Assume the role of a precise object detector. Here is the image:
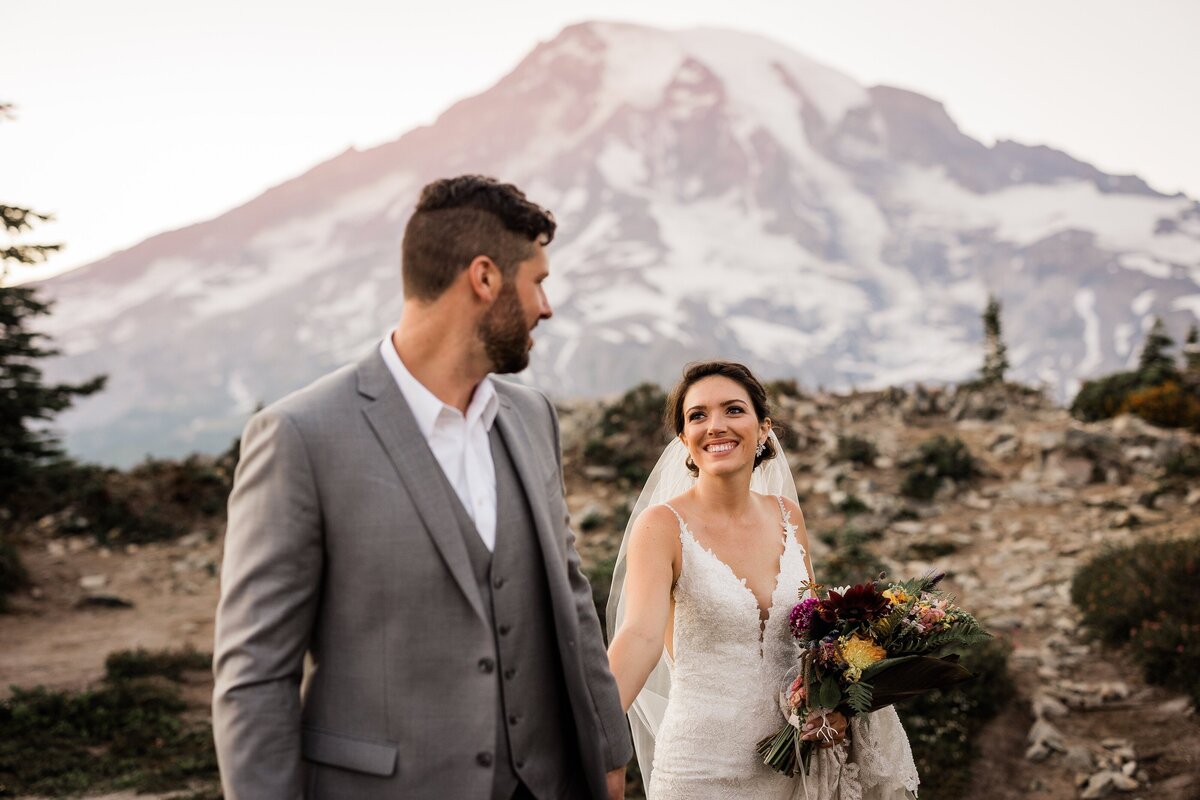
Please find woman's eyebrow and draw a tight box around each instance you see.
[685,399,746,413]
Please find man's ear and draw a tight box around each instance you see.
[466,255,502,302]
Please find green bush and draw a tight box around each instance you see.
[1071,370,1147,422]
[104,647,212,683]
[1129,613,1200,703]
[585,383,670,486]
[0,532,28,612]
[817,526,887,587]
[1071,537,1200,702]
[1122,380,1200,430]
[835,494,869,516]
[1071,537,1200,646]
[6,452,236,546]
[764,378,803,402]
[578,508,605,532]
[584,555,618,640]
[898,637,1014,800]
[1163,444,1200,479]
[0,647,218,797]
[833,435,878,466]
[900,436,979,501]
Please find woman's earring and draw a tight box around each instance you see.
[686,455,697,473]
[755,440,766,458]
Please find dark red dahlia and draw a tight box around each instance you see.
[816,582,890,627]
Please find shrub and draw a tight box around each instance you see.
[1163,444,1200,479]
[898,637,1014,800]
[6,453,236,546]
[1070,370,1145,422]
[900,436,979,500]
[764,378,803,403]
[1071,537,1200,702]
[0,648,218,797]
[1129,613,1200,704]
[835,494,870,517]
[578,508,605,532]
[1120,381,1200,430]
[104,647,212,683]
[1071,537,1200,647]
[585,383,671,485]
[833,435,878,466]
[584,555,618,640]
[817,526,887,587]
[0,531,28,612]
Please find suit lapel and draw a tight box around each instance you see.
[493,396,569,593]
[357,350,487,623]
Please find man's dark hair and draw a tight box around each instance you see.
[401,175,556,301]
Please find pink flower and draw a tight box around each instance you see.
[788,675,807,709]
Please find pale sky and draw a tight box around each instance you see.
[3,0,1197,284]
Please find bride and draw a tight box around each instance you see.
[606,361,919,799]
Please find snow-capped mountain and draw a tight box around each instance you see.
[39,21,1200,464]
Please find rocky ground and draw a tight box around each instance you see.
[2,384,1197,798]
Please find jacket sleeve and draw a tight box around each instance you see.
[212,409,324,800]
[543,393,635,772]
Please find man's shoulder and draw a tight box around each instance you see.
[258,360,362,429]
[491,377,552,418]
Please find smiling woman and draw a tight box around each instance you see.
[664,361,778,477]
[605,358,919,798]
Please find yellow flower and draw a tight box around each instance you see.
[882,587,912,606]
[841,634,886,681]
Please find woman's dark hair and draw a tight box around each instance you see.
[401,175,556,301]
[665,361,777,475]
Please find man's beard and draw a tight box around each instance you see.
[477,282,531,374]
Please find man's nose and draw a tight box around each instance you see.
[539,289,553,320]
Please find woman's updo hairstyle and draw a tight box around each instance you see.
[664,360,777,477]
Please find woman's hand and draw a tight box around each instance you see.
[800,709,848,749]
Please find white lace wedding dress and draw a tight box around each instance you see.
[648,498,919,800]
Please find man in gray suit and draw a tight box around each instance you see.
[213,175,632,799]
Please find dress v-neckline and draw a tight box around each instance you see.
[676,515,791,626]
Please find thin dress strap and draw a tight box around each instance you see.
[775,495,793,532]
[661,502,686,529]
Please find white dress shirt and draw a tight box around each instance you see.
[380,337,500,551]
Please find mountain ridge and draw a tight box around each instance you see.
[35,20,1200,464]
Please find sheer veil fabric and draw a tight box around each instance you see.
[605,430,800,789]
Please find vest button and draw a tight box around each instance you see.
[508,713,521,725]
[504,667,517,680]
[493,576,505,589]
[476,752,493,767]
[478,657,495,673]
[499,624,511,636]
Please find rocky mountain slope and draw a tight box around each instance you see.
[3,386,1196,798]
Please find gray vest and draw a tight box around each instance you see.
[443,425,583,800]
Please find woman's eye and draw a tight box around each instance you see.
[688,412,704,421]
[728,406,744,414]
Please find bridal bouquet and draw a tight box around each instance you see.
[756,572,989,775]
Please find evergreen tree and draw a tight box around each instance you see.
[1184,323,1200,374]
[1,103,106,510]
[980,294,1009,386]
[1136,315,1177,385]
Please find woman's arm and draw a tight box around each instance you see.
[607,504,679,712]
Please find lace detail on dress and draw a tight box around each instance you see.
[648,497,919,800]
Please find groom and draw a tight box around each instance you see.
[212,175,632,799]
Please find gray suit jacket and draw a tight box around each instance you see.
[212,349,632,799]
